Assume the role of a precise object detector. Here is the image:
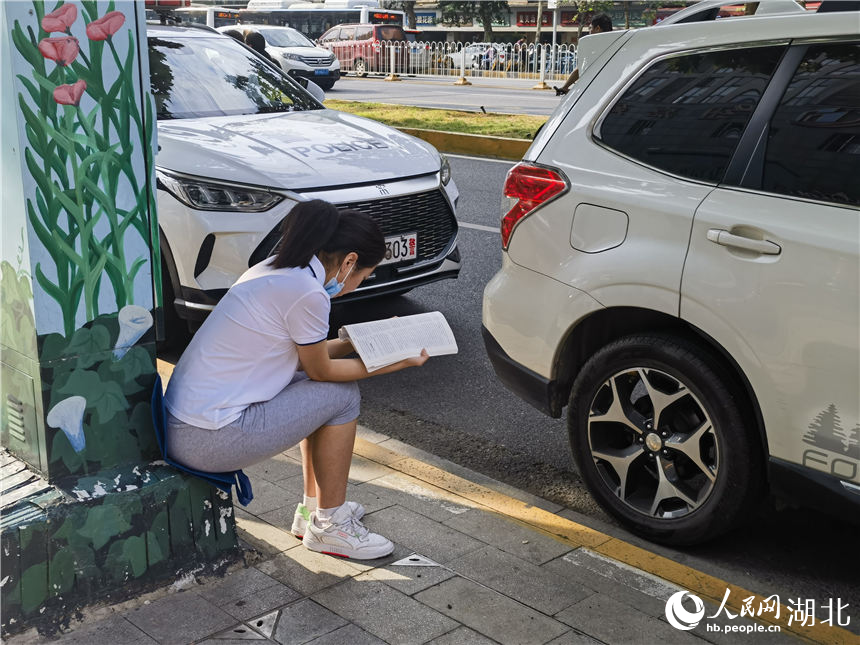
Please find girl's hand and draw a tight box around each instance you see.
[404,348,430,368]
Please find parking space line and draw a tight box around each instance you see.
[459,221,499,233]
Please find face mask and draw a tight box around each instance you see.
[324,263,354,298]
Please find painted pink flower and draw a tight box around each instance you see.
[85,11,125,41]
[41,4,78,33]
[38,36,79,66]
[53,80,87,106]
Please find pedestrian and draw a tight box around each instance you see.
[222,28,244,44]
[244,29,274,63]
[164,200,430,560]
[553,13,613,96]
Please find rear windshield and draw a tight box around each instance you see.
[148,35,320,120]
[376,26,404,41]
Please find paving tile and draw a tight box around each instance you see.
[125,590,236,644]
[205,623,266,640]
[54,615,157,644]
[356,425,390,444]
[683,600,802,645]
[358,544,455,595]
[360,473,471,522]
[256,547,362,596]
[415,577,569,645]
[341,482,399,516]
[305,623,386,645]
[444,509,572,565]
[361,505,485,564]
[243,479,296,516]
[555,593,705,644]
[221,580,302,622]
[235,507,302,556]
[244,454,303,484]
[427,626,500,644]
[447,546,592,615]
[348,454,395,484]
[272,599,347,645]
[544,630,603,644]
[542,551,668,617]
[198,567,282,607]
[312,577,457,645]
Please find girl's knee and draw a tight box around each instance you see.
[339,380,361,418]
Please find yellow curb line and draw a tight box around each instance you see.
[354,437,856,645]
[396,127,530,161]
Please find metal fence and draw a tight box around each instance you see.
[333,41,577,83]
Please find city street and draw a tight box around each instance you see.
[325,155,859,626]
[325,75,561,116]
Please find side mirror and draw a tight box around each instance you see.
[295,77,326,103]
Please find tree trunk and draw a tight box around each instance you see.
[479,3,495,41]
[535,1,543,44]
[624,3,630,28]
[405,1,417,29]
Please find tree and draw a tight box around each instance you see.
[383,1,417,29]
[804,403,848,455]
[555,1,613,40]
[438,1,510,42]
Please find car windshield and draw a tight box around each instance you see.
[256,27,315,48]
[377,26,404,41]
[148,34,320,120]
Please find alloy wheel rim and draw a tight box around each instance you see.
[587,367,719,520]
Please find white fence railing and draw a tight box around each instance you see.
[328,41,577,82]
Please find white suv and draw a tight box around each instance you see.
[482,5,859,545]
[148,25,460,343]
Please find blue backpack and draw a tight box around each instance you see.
[151,375,253,506]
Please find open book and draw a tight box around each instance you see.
[338,311,458,372]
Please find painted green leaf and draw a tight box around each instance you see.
[50,428,84,473]
[77,505,131,551]
[48,548,76,596]
[103,345,152,387]
[20,562,47,614]
[55,367,130,425]
[146,509,169,567]
[65,325,112,358]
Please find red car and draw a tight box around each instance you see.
[318,23,408,76]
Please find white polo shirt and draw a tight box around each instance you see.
[165,255,330,429]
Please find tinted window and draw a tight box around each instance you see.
[148,35,319,119]
[598,46,784,182]
[319,28,340,43]
[258,27,314,48]
[377,26,404,41]
[762,43,859,207]
[340,26,356,41]
[354,26,372,41]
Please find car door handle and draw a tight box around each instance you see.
[706,229,782,255]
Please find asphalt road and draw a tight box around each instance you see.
[324,75,560,116]
[327,155,860,628]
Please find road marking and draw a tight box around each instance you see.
[352,436,856,645]
[447,153,517,165]
[459,221,499,234]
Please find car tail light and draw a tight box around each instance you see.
[144,0,190,7]
[501,163,568,249]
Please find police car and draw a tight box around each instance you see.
[148,24,460,342]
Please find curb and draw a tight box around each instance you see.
[352,432,855,645]
[397,127,530,161]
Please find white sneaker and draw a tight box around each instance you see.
[290,501,365,539]
[302,504,393,560]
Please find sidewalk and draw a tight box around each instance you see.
[6,428,823,645]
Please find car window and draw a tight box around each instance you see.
[597,46,785,182]
[340,26,356,41]
[377,26,404,41]
[319,28,340,43]
[762,42,859,207]
[148,35,320,119]
[354,26,372,41]
[257,27,315,48]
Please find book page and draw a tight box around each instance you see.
[339,312,458,371]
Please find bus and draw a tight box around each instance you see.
[174,6,240,28]
[239,0,404,40]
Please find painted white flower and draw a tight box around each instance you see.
[46,396,87,452]
[113,305,153,359]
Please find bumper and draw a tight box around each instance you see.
[482,326,558,417]
[287,68,340,83]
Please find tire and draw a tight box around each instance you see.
[567,334,764,546]
[316,80,335,91]
[353,58,367,77]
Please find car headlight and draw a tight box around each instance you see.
[284,53,301,61]
[440,154,452,185]
[156,170,283,212]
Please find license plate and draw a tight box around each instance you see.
[314,69,330,76]
[380,233,417,265]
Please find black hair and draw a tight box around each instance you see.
[223,29,244,42]
[271,199,385,270]
[590,13,613,32]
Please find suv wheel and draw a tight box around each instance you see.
[353,58,368,77]
[567,335,764,545]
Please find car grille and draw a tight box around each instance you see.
[300,55,334,66]
[249,189,458,281]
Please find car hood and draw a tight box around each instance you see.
[156,109,440,190]
[270,45,333,58]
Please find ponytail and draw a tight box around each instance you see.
[271,199,385,270]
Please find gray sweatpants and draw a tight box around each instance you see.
[167,373,361,472]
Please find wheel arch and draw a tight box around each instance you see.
[553,306,769,469]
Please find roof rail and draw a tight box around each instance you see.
[657,0,805,26]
